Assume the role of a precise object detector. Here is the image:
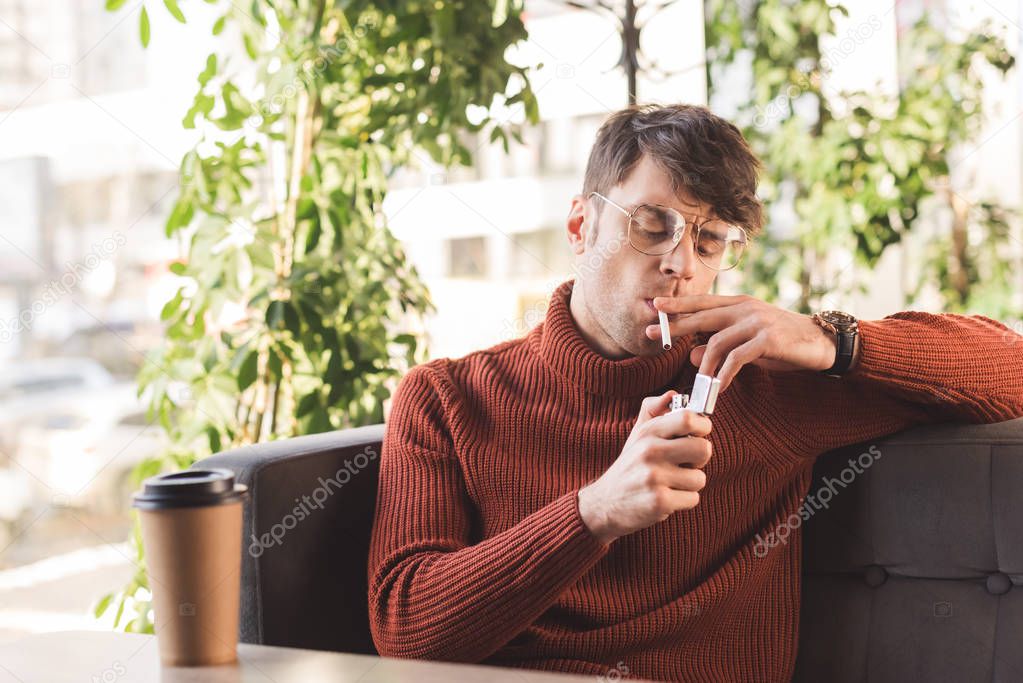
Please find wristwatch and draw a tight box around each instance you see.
[811,310,859,377]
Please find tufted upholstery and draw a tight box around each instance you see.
[794,417,1023,682]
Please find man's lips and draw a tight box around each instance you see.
[643,298,692,324]
[644,298,674,323]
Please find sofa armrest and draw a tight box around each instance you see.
[194,424,385,654]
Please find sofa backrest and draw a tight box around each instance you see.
[795,417,1023,682]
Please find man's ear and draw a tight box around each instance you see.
[566,194,590,255]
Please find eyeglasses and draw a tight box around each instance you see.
[589,192,749,271]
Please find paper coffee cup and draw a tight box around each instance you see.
[134,469,248,667]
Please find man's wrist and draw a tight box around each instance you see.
[577,486,616,545]
[812,311,859,375]
[820,328,840,371]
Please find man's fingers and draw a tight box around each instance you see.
[656,488,702,512]
[661,464,708,491]
[698,322,757,377]
[637,390,678,425]
[647,307,735,340]
[648,409,713,438]
[656,435,713,469]
[717,335,767,392]
[652,294,750,314]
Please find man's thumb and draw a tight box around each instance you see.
[637,389,677,425]
[689,344,707,367]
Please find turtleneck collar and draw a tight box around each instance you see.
[529,279,696,397]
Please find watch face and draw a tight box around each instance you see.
[820,310,858,331]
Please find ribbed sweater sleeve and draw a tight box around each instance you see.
[366,364,611,662]
[766,311,1023,457]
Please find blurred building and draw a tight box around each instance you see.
[0,0,220,362]
[384,0,1023,361]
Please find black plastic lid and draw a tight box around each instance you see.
[133,468,248,510]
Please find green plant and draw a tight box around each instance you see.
[95,0,539,632]
[704,1,1017,315]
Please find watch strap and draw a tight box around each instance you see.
[824,327,857,376]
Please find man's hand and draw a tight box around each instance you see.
[645,294,851,392]
[578,390,713,545]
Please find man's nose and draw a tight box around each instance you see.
[659,234,699,279]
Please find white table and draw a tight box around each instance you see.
[0,631,601,682]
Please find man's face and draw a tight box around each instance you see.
[566,155,721,359]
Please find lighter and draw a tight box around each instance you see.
[670,373,721,416]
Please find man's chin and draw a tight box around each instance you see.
[631,336,667,358]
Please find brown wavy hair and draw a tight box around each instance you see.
[582,104,763,237]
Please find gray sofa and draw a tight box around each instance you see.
[198,417,1023,682]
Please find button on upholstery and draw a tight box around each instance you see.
[864,565,887,588]
[986,573,1012,595]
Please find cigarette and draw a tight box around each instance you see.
[658,310,671,350]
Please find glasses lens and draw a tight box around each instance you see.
[696,224,747,270]
[629,205,684,254]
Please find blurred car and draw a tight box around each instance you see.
[15,390,167,513]
[0,357,116,452]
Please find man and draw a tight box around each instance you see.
[366,104,1023,682]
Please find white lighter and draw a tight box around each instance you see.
[670,373,722,416]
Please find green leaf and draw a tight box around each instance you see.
[105,0,128,10]
[296,392,319,418]
[306,406,332,433]
[139,7,151,47]
[198,54,217,86]
[282,302,301,337]
[266,301,285,330]
[168,262,187,276]
[163,0,186,23]
[182,93,215,129]
[212,15,227,35]
[242,32,258,60]
[93,592,114,618]
[112,593,127,628]
[160,289,185,321]
[165,197,194,236]
[206,426,222,453]
[237,350,258,390]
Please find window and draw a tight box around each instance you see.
[447,236,488,278]
[508,227,570,278]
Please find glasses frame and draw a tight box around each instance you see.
[588,191,749,271]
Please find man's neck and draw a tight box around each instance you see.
[568,286,632,360]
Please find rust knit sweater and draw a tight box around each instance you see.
[367,279,1023,682]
